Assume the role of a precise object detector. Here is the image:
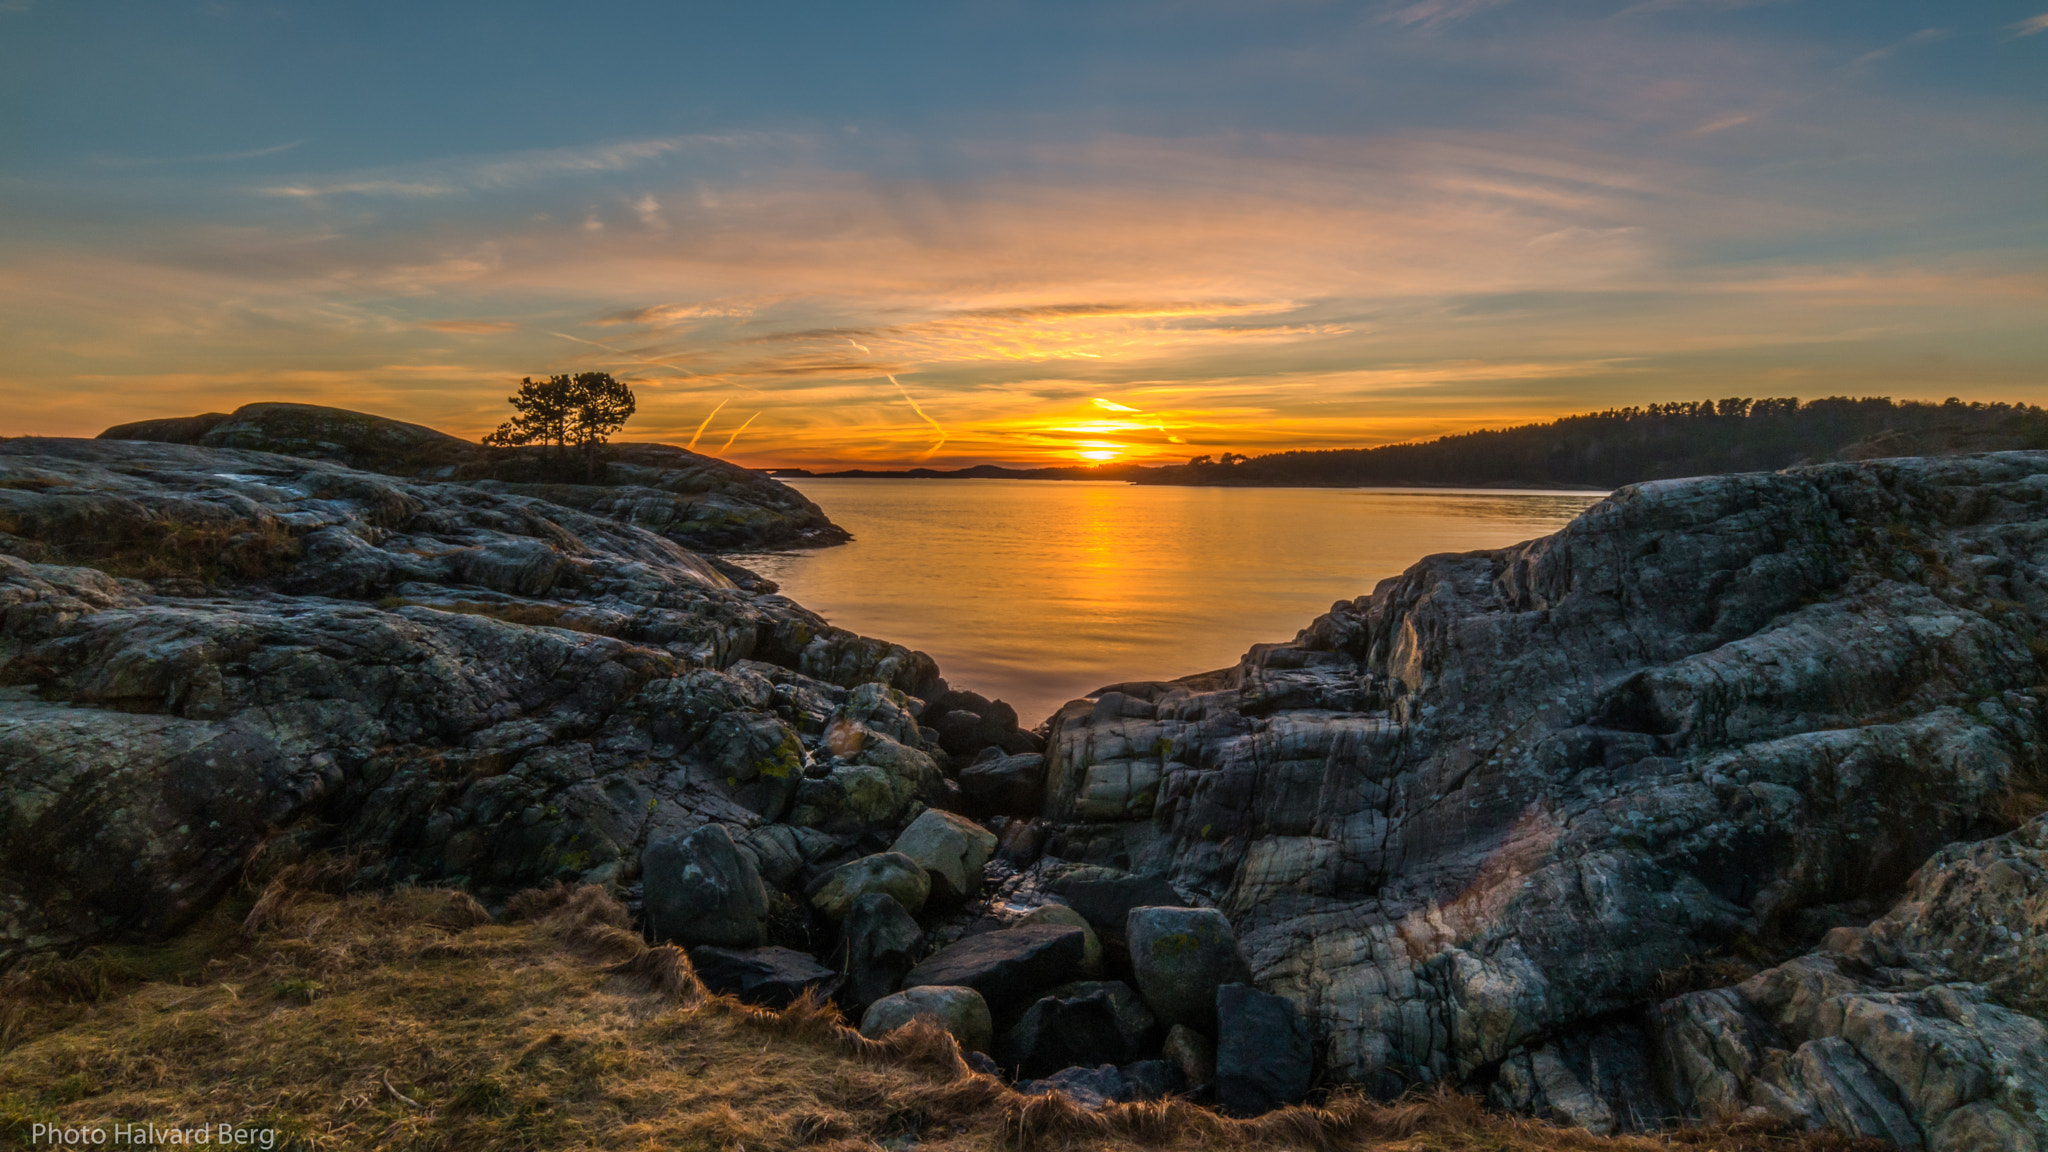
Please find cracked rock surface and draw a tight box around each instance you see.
[1033,452,2048,1137]
[0,437,998,965]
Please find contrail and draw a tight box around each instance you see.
[686,398,730,451]
[718,411,762,455]
[889,375,947,461]
[545,330,759,391]
[848,338,874,356]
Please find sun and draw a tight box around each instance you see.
[1077,449,1120,462]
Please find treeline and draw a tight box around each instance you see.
[1139,396,2048,489]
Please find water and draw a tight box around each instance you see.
[729,480,1605,726]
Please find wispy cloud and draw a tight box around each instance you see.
[248,135,735,200]
[258,179,456,199]
[93,140,305,168]
[2009,12,2048,38]
[416,320,517,335]
[1845,28,1948,72]
[632,193,669,231]
[1382,0,1513,30]
[595,299,764,326]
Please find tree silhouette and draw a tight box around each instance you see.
[484,372,637,478]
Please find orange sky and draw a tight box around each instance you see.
[3,7,2043,468]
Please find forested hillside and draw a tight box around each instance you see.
[1140,396,2048,488]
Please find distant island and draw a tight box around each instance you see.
[774,395,2048,489]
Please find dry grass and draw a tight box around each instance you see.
[1,876,1889,1152]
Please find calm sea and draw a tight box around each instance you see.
[729,480,1605,727]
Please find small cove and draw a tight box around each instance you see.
[730,480,1605,726]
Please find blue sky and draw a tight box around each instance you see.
[2,0,2042,465]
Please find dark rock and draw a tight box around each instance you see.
[998,980,1158,1077]
[1163,1024,1217,1088]
[1127,906,1252,1033]
[810,852,931,920]
[959,752,1047,817]
[835,892,923,1015]
[1214,984,1313,1115]
[1018,1064,1124,1110]
[641,823,767,947]
[965,1050,1001,1077]
[1119,1059,1184,1102]
[902,924,1089,1012]
[689,945,840,1008]
[995,817,1049,866]
[1046,868,1186,942]
[1000,728,1047,756]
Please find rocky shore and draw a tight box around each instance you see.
[100,402,849,554]
[5,433,2047,1148]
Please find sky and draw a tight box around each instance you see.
[1,1,2043,468]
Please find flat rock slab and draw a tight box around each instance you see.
[690,945,840,1008]
[902,924,1088,1011]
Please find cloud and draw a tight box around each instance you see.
[1614,0,1791,15]
[1092,398,1139,411]
[595,299,763,326]
[1846,28,1949,71]
[2010,12,2048,37]
[259,180,455,199]
[416,320,517,334]
[94,140,305,169]
[1382,0,1513,30]
[248,135,726,201]
[1692,112,1752,134]
[633,193,668,231]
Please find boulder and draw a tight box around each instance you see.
[690,945,840,1008]
[1120,1059,1185,1102]
[860,985,994,1054]
[1049,868,1185,942]
[890,808,998,903]
[994,817,1049,865]
[1164,1024,1217,1088]
[901,924,1089,1012]
[697,711,804,820]
[1018,1064,1124,1110]
[810,852,930,920]
[959,751,1047,816]
[998,980,1157,1076]
[1126,906,1251,1033]
[1016,904,1102,976]
[1214,984,1313,1115]
[640,823,768,948]
[834,892,923,1015]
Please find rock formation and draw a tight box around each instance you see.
[1032,451,2048,1141]
[0,436,1028,965]
[9,433,2048,1145]
[99,402,848,553]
